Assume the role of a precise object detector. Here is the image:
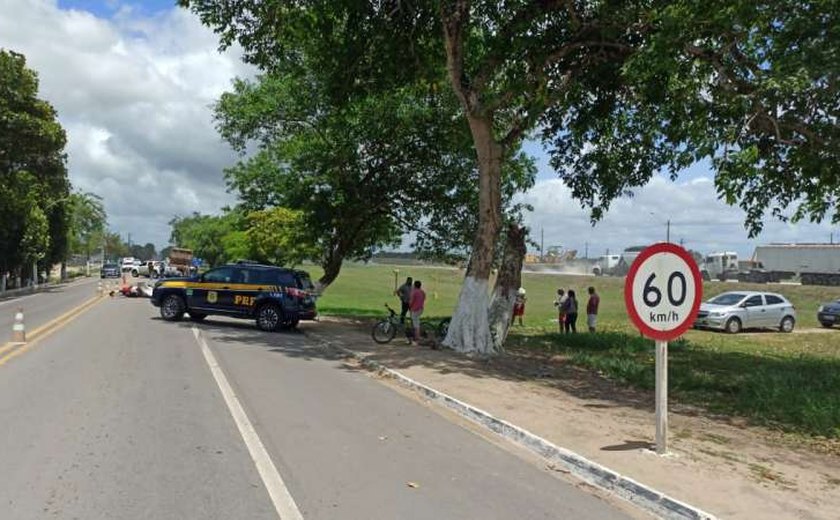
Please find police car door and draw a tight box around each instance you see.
[190,266,236,313]
[229,267,260,315]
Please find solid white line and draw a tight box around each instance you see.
[192,326,304,520]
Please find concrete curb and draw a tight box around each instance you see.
[314,336,717,520]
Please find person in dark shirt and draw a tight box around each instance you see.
[396,277,413,322]
[563,290,578,334]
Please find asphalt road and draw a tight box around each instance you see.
[0,286,639,519]
[0,276,102,344]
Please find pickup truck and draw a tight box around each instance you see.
[131,261,182,278]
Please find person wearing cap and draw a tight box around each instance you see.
[512,287,527,326]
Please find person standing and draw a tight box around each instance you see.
[396,276,413,322]
[563,290,578,334]
[586,286,600,333]
[409,280,426,346]
[512,287,527,326]
[553,288,567,333]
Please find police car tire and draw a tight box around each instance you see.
[256,303,282,332]
[189,312,207,322]
[161,295,185,321]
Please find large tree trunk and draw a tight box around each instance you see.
[316,246,344,293]
[444,115,503,354]
[488,224,527,351]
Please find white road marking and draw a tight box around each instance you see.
[192,326,304,520]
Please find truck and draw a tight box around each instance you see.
[592,246,648,276]
[167,248,194,277]
[708,244,840,286]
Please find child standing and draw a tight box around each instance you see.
[553,288,567,333]
[512,287,527,326]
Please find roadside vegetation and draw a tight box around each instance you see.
[313,262,840,440]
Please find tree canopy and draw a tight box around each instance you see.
[182,0,839,352]
[0,49,71,282]
[216,62,534,287]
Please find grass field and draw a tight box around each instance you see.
[311,262,840,440]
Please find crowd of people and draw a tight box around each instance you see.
[396,274,601,344]
[514,285,600,333]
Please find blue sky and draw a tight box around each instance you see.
[58,0,175,18]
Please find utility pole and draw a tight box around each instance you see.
[679,238,684,247]
[667,220,671,243]
[540,227,545,262]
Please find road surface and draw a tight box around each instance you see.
[0,279,640,519]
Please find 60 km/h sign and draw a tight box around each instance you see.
[624,243,703,341]
[624,243,703,454]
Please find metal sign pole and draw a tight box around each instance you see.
[655,339,668,454]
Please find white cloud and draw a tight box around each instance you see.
[0,0,254,248]
[519,174,838,259]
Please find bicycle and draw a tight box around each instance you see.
[371,304,451,345]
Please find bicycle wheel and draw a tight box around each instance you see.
[437,318,451,339]
[371,320,397,344]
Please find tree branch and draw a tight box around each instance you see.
[440,1,475,112]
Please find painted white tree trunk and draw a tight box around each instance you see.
[488,287,516,351]
[442,276,495,354]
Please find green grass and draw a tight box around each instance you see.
[308,262,840,439]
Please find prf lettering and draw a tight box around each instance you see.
[233,295,256,306]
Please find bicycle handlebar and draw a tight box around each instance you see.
[384,303,397,317]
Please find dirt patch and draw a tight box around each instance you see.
[309,317,840,520]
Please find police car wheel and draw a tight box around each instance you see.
[256,303,282,332]
[161,295,185,321]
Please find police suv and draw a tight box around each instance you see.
[151,261,317,331]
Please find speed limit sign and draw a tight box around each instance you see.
[624,243,703,340]
[624,243,702,454]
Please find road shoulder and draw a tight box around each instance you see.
[306,318,840,520]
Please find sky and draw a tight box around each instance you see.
[1,0,836,258]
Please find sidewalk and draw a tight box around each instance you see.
[307,318,840,520]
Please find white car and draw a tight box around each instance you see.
[694,291,796,334]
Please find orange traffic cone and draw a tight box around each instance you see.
[12,308,25,343]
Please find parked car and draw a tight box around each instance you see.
[151,261,317,331]
[100,263,120,278]
[817,299,840,328]
[119,257,137,272]
[694,291,796,334]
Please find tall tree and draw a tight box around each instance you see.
[182,1,838,353]
[0,50,70,284]
[68,191,107,261]
[217,70,534,289]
